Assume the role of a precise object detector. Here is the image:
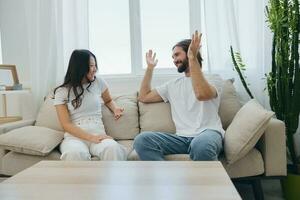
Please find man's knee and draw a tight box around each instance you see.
[61,151,91,161]
[133,131,155,151]
[190,146,217,161]
[189,140,221,161]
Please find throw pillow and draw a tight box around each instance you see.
[0,126,63,156]
[224,99,274,164]
[218,79,242,130]
[102,93,140,140]
[35,91,64,132]
[139,101,176,133]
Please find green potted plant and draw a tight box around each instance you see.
[230,46,254,99]
[266,0,299,198]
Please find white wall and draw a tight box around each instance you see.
[0,1,31,88]
[105,74,179,95]
[0,1,34,119]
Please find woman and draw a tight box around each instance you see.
[54,49,127,161]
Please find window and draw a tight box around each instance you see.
[140,0,189,69]
[89,0,196,76]
[88,0,131,75]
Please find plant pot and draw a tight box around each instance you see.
[282,173,300,200]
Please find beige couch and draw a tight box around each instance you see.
[0,79,286,184]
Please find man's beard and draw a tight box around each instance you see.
[177,59,189,73]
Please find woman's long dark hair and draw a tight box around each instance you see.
[54,49,98,109]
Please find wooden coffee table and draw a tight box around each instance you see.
[0,161,241,199]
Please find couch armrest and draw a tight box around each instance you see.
[257,118,287,176]
[0,119,35,134]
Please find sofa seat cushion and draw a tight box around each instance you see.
[0,142,264,178]
[127,140,264,178]
[127,149,195,161]
[221,148,264,178]
[0,140,136,175]
[1,150,61,176]
[117,140,134,155]
[0,126,64,156]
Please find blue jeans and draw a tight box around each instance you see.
[133,129,223,161]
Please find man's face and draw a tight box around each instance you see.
[172,46,188,73]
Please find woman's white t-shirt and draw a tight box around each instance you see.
[155,75,225,138]
[53,77,108,123]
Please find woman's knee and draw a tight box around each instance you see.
[102,139,122,151]
[60,151,91,161]
[100,139,127,160]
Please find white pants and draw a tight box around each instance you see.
[60,117,127,161]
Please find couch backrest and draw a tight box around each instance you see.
[35,92,139,140]
[35,77,241,139]
[35,92,64,132]
[138,78,242,133]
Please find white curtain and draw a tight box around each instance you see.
[199,0,270,106]
[0,0,272,116]
[0,0,89,116]
[0,30,2,63]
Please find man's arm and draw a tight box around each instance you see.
[188,31,217,101]
[138,50,163,103]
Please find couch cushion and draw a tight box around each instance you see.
[1,150,60,176]
[0,126,64,156]
[35,92,64,132]
[102,93,139,140]
[218,79,242,130]
[128,146,264,178]
[139,102,176,133]
[224,99,274,164]
[117,140,134,158]
[221,148,264,178]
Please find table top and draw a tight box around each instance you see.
[0,161,241,200]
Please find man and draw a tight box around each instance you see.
[133,31,224,161]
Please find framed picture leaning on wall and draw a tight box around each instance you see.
[0,65,19,90]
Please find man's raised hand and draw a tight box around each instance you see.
[146,49,158,69]
[188,30,202,60]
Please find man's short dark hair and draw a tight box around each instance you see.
[172,39,203,65]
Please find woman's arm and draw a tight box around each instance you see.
[55,104,111,143]
[101,88,124,120]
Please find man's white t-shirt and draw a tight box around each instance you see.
[53,77,108,123]
[155,75,225,138]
